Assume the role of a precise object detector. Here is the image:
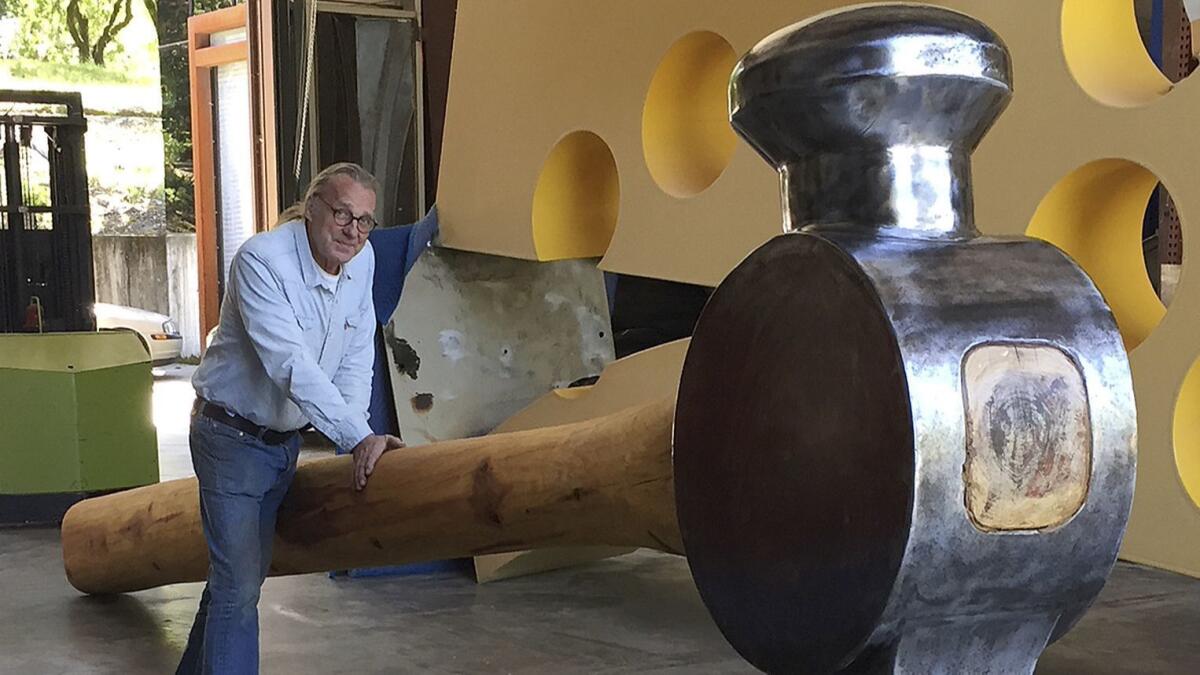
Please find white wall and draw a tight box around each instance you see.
[166,233,201,358]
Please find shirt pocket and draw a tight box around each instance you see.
[296,312,327,361]
[295,311,321,332]
[329,310,361,364]
[285,282,321,322]
[289,289,325,359]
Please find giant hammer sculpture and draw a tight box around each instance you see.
[61,6,1135,673]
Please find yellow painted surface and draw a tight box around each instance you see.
[1026,160,1166,351]
[1176,359,1200,510]
[439,0,1200,577]
[551,386,593,401]
[531,131,621,260]
[642,31,739,198]
[1061,0,1173,107]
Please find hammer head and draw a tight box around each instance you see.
[730,5,1012,166]
[673,5,1134,673]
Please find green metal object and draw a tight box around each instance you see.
[0,332,158,498]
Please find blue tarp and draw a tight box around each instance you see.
[363,206,439,438]
[336,207,458,579]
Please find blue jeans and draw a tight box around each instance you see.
[176,413,300,675]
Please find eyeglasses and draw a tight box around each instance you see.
[315,193,377,234]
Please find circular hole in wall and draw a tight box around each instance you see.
[642,31,739,197]
[1061,0,1197,107]
[1026,159,1182,350]
[1175,356,1200,509]
[531,131,620,260]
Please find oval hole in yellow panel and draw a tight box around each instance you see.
[552,386,593,401]
[1176,357,1200,509]
[1026,159,1171,350]
[1061,0,1174,107]
[642,31,739,198]
[531,131,620,261]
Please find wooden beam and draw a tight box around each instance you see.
[188,3,248,38]
[188,3,251,347]
[61,397,682,594]
[192,42,248,68]
[188,23,223,347]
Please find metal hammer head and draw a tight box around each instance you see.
[730,5,1014,239]
[673,5,1135,674]
[730,4,1012,162]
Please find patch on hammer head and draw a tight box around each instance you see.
[962,342,1092,531]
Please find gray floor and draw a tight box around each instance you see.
[2,366,1199,673]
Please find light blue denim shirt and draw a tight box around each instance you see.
[192,219,376,452]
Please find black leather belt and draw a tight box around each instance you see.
[192,398,300,446]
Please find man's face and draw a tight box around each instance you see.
[304,175,377,272]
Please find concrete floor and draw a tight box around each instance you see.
[2,366,1200,673]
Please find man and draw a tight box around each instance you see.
[177,162,403,674]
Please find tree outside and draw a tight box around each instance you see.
[7,1,155,69]
[0,0,243,235]
[156,0,242,234]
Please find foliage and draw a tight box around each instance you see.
[66,0,136,66]
[8,0,74,63]
[148,0,240,231]
[3,57,149,85]
[193,0,242,13]
[10,0,144,66]
[158,35,193,231]
[4,0,244,232]
[164,164,195,232]
[23,181,50,207]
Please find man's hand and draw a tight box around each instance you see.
[351,434,405,490]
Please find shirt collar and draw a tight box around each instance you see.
[291,219,355,289]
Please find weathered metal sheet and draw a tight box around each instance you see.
[384,247,613,445]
